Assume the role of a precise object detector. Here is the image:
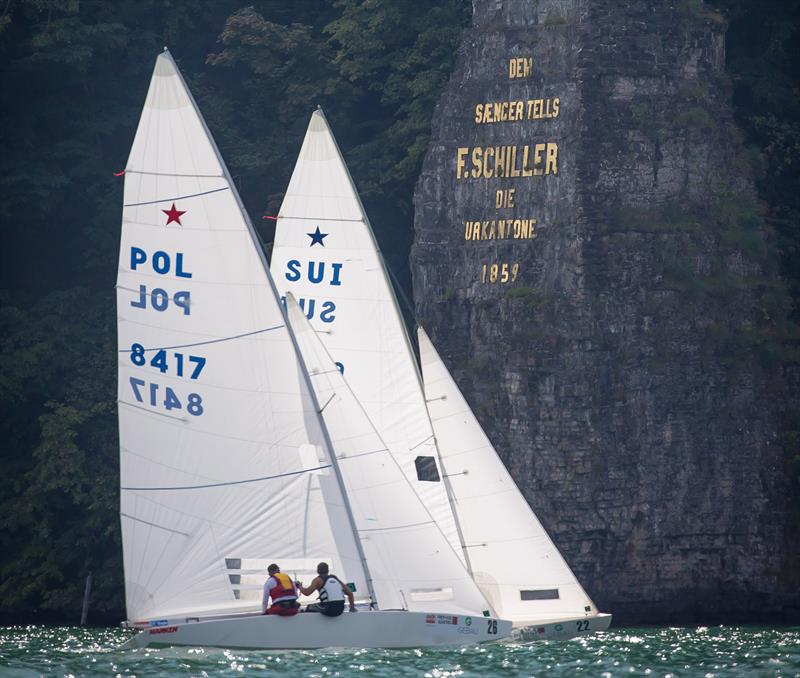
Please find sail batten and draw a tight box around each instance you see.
[123,186,230,207]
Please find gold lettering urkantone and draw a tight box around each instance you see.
[464,219,537,241]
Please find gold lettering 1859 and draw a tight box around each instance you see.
[481,262,520,284]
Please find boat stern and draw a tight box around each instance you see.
[512,612,612,641]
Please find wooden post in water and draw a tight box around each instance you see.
[80,572,92,626]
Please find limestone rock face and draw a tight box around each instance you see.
[411,0,797,623]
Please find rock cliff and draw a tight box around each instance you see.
[411,0,797,623]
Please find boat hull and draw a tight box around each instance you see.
[122,610,513,649]
[512,612,612,641]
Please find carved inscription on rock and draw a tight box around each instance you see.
[453,57,561,286]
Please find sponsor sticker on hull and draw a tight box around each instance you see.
[149,626,178,635]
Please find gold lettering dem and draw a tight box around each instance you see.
[456,143,559,179]
[509,57,533,78]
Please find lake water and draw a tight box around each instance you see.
[0,625,797,677]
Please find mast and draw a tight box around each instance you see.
[163,49,378,606]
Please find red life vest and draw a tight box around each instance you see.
[269,572,297,603]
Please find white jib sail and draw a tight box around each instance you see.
[286,295,490,615]
[116,51,367,622]
[418,327,599,623]
[270,109,464,564]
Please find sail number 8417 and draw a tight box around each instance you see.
[129,343,206,379]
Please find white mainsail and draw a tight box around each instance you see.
[418,327,599,623]
[270,110,464,563]
[286,296,489,615]
[116,51,368,622]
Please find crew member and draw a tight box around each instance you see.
[297,562,356,617]
[262,563,300,616]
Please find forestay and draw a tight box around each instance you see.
[418,328,599,623]
[116,51,366,622]
[271,110,464,564]
[286,296,489,615]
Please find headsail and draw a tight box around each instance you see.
[270,109,464,563]
[418,327,599,623]
[116,51,366,622]
[286,295,489,615]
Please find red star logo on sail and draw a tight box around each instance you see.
[162,203,186,226]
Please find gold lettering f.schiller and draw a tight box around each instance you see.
[456,144,558,179]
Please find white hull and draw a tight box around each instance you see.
[122,610,512,650]
[512,613,612,641]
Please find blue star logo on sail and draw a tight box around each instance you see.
[307,226,328,247]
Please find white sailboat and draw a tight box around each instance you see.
[271,111,611,640]
[116,49,510,650]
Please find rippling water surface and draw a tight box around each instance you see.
[0,625,797,677]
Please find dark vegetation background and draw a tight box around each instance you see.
[0,0,797,624]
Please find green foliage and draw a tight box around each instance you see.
[203,0,470,275]
[676,106,714,131]
[684,0,704,15]
[0,288,120,622]
[505,286,544,309]
[629,101,660,142]
[676,81,708,102]
[543,13,566,26]
[681,0,724,22]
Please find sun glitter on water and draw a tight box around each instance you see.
[0,625,798,677]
